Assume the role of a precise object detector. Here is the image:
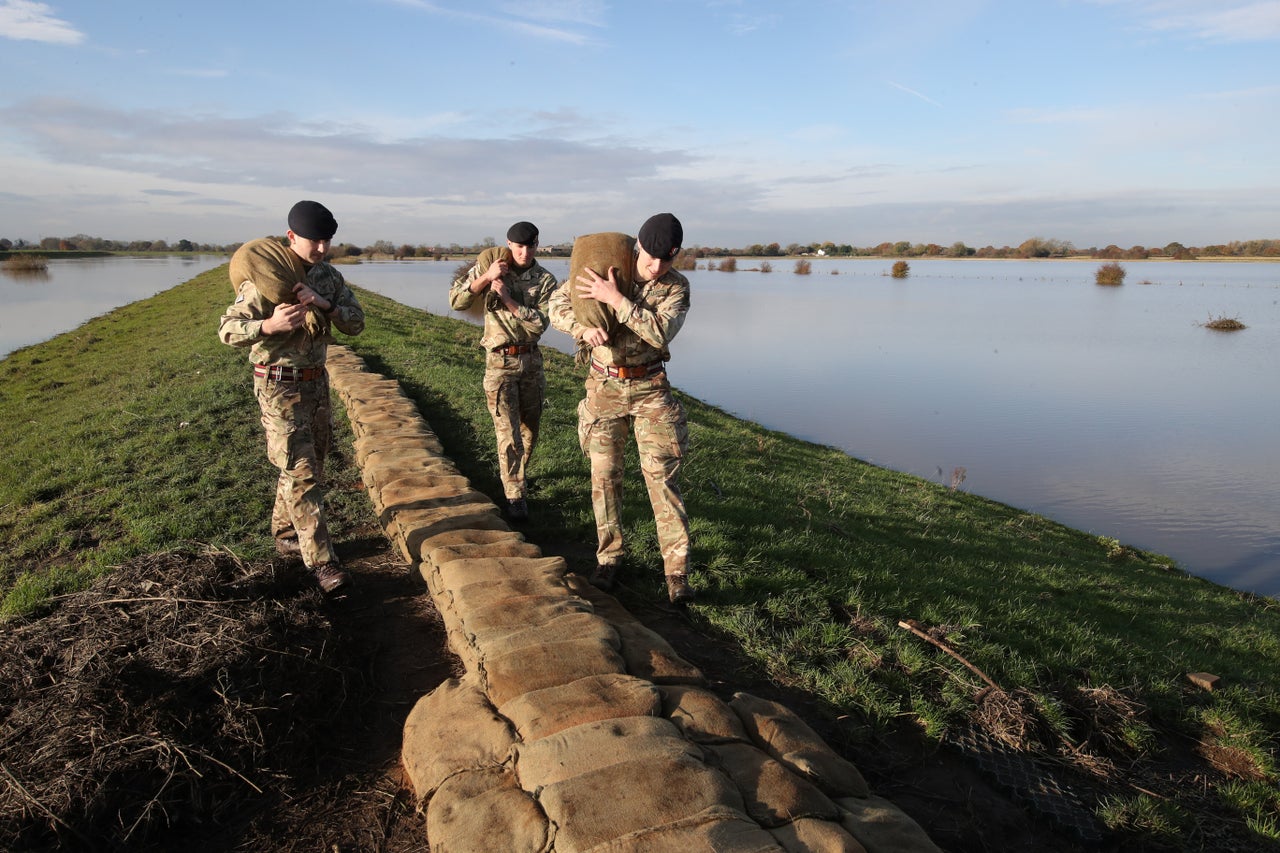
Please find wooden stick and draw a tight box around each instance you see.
[897,619,1002,692]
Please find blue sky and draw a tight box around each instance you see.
[1,0,1277,248]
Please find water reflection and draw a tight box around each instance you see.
[0,268,51,283]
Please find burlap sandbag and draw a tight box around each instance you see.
[400,675,516,801]
[536,753,745,853]
[586,805,784,853]
[611,619,706,685]
[767,817,867,853]
[836,795,943,853]
[452,595,594,646]
[436,555,567,593]
[564,575,704,683]
[730,692,871,798]
[661,685,751,744]
[481,636,626,707]
[513,716,694,789]
[475,611,619,664]
[229,237,324,337]
[425,767,551,853]
[455,246,514,319]
[568,232,635,335]
[705,742,840,827]
[498,673,662,741]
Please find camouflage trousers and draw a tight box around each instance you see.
[254,372,336,568]
[577,369,689,575]
[484,349,545,500]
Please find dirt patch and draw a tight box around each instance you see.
[0,531,452,852]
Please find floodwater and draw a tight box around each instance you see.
[4,255,1277,598]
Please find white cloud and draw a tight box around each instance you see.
[0,0,84,44]
[1090,0,1280,42]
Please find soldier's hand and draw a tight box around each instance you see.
[293,282,332,312]
[582,327,609,347]
[262,302,307,335]
[576,266,622,309]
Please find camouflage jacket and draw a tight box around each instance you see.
[449,258,558,351]
[549,268,690,365]
[218,257,365,367]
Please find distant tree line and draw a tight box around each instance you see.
[687,236,1280,260]
[2,233,1277,261]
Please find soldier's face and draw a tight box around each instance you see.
[508,239,536,268]
[288,231,330,264]
[635,247,673,282]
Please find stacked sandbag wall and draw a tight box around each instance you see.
[324,345,940,852]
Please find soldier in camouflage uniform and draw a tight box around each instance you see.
[449,221,559,521]
[218,200,365,594]
[549,213,694,603]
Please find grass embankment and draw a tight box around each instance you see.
[2,266,1278,849]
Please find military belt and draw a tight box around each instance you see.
[493,343,536,356]
[591,359,663,380]
[254,364,325,382]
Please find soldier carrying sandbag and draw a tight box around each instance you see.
[218,200,365,594]
[448,221,559,522]
[549,213,694,604]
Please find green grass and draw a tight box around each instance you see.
[3,264,1279,848]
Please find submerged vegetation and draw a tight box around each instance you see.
[1096,261,1127,285]
[1202,314,1247,331]
[891,260,910,279]
[1,266,1278,849]
[1,254,48,272]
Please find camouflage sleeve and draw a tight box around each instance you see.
[509,268,558,337]
[449,266,481,310]
[218,282,271,347]
[548,276,582,339]
[328,277,364,336]
[615,274,690,350]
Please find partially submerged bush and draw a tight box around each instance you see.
[759,261,772,273]
[717,257,737,272]
[1096,262,1126,286]
[794,259,811,275]
[1202,314,1246,331]
[1,254,48,271]
[891,260,910,279]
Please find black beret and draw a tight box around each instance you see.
[506,221,539,244]
[638,213,683,260]
[287,200,338,240]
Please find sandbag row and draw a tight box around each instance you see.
[323,345,940,852]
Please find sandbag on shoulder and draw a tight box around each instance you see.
[229,237,325,338]
[568,232,635,335]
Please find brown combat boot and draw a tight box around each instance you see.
[666,573,694,605]
[589,562,619,592]
[311,562,351,595]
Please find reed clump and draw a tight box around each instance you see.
[1202,314,1246,331]
[716,257,737,272]
[1096,262,1126,286]
[1,254,48,271]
